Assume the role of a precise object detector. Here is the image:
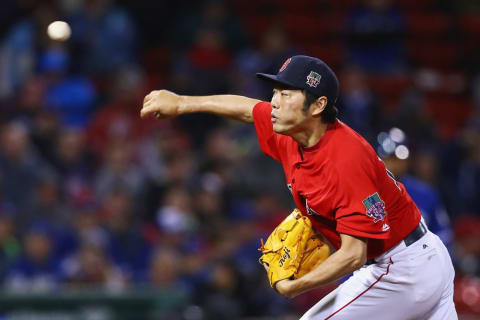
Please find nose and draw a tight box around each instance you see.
[271,92,279,109]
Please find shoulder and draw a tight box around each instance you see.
[253,101,271,113]
[329,120,378,169]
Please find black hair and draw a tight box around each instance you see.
[303,90,338,124]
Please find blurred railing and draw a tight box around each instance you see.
[0,288,188,320]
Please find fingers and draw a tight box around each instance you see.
[140,91,156,118]
[263,262,269,272]
[140,105,153,119]
[140,90,174,120]
[143,93,150,105]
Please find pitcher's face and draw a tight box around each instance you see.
[270,88,309,136]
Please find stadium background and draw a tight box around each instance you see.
[0,0,479,319]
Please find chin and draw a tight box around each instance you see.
[273,124,288,135]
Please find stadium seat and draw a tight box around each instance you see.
[407,41,460,69]
[280,13,344,41]
[368,75,411,111]
[277,0,321,13]
[425,94,472,139]
[407,13,451,39]
[142,47,170,74]
[459,14,480,38]
[244,16,270,42]
[302,42,345,70]
[397,0,436,11]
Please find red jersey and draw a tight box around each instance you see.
[253,102,421,259]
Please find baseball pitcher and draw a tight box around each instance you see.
[141,55,457,319]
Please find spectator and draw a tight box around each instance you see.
[87,66,158,159]
[168,1,248,52]
[338,66,380,143]
[67,0,138,74]
[197,261,245,319]
[452,216,480,277]
[0,2,57,97]
[0,207,21,282]
[149,247,184,289]
[147,247,191,320]
[0,121,52,217]
[25,175,66,225]
[62,243,128,291]
[98,188,150,281]
[440,125,480,216]
[156,186,197,239]
[71,206,108,249]
[5,223,61,292]
[40,47,97,128]
[235,25,298,100]
[95,141,147,209]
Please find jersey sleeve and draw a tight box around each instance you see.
[252,102,281,161]
[332,158,391,239]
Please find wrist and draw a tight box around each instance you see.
[177,95,187,115]
[276,279,301,298]
[291,274,316,296]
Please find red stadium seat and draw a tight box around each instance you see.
[425,94,473,140]
[277,0,321,13]
[458,14,480,62]
[280,13,344,41]
[459,14,480,37]
[368,75,412,111]
[407,13,451,38]
[397,0,436,11]
[330,0,360,11]
[244,16,270,42]
[407,41,460,69]
[302,42,345,70]
[142,47,170,74]
[231,0,265,13]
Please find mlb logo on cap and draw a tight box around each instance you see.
[306,71,322,88]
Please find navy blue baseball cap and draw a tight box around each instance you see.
[257,55,340,105]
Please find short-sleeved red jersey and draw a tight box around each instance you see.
[253,102,421,259]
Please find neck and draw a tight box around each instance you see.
[291,119,330,148]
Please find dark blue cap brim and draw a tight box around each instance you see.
[256,73,302,90]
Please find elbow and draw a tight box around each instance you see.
[243,112,254,123]
[343,249,367,271]
[351,254,367,270]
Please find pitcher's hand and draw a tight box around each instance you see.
[140,90,181,119]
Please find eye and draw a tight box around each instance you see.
[281,92,289,97]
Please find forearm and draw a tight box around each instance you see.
[280,234,368,298]
[178,94,260,123]
[289,248,366,296]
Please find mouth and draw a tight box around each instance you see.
[271,113,277,123]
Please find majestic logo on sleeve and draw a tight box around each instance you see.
[279,58,291,72]
[363,192,387,223]
[306,71,322,88]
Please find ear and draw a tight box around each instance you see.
[311,96,328,117]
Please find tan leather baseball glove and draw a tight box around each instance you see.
[259,208,330,289]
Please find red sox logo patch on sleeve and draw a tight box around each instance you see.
[362,192,387,223]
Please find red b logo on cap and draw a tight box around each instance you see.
[279,58,291,72]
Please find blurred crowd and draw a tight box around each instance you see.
[0,0,480,318]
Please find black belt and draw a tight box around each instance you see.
[365,221,427,265]
[403,220,427,247]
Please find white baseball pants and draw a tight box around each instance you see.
[300,231,457,320]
